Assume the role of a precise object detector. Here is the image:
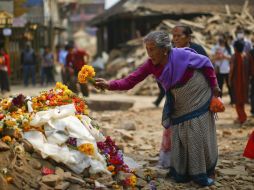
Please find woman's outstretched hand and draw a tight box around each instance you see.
[94,78,110,90]
[213,86,222,97]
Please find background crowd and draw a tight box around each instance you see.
[0,25,254,124]
[153,26,254,126]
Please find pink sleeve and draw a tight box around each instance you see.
[202,67,218,89]
[109,62,151,90]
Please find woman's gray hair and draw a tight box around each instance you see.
[143,31,171,50]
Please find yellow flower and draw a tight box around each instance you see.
[63,89,72,96]
[5,120,16,127]
[76,115,82,120]
[2,135,12,143]
[55,82,68,91]
[78,65,96,84]
[129,175,137,187]
[21,106,26,111]
[83,109,89,115]
[1,100,11,110]
[38,95,47,101]
[78,72,87,84]
[78,143,95,156]
[22,121,30,132]
[31,97,37,103]
[11,113,20,119]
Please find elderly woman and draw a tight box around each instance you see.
[95,31,220,186]
[159,25,210,169]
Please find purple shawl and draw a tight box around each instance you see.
[158,48,214,91]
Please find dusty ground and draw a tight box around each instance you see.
[91,91,254,190]
[0,85,254,189]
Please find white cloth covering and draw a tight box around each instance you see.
[23,104,108,174]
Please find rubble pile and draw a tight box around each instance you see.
[159,0,254,55]
[104,1,254,96]
[0,83,163,190]
[94,105,254,190]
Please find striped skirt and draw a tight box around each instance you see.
[169,71,218,186]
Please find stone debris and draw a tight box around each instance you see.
[0,141,10,151]
[1,82,254,189]
[120,121,136,131]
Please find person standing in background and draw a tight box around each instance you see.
[235,27,252,54]
[229,40,250,124]
[41,46,55,86]
[0,47,11,95]
[21,42,37,86]
[172,25,208,56]
[153,25,208,108]
[57,44,68,85]
[65,44,77,92]
[249,48,254,117]
[211,35,232,104]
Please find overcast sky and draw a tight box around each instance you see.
[105,0,120,9]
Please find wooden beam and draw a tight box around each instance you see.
[179,19,205,29]
[225,5,231,16]
[241,0,249,17]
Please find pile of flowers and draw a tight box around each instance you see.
[0,94,32,136]
[0,78,138,189]
[31,82,88,115]
[0,82,89,136]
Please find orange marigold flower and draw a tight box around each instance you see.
[55,82,68,91]
[5,176,13,183]
[78,72,87,84]
[5,120,16,127]
[23,122,30,132]
[128,175,137,187]
[2,135,12,143]
[107,165,115,172]
[78,65,95,84]
[2,101,11,110]
[78,143,95,156]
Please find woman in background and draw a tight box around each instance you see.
[229,40,250,124]
[0,48,11,95]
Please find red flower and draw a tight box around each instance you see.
[41,167,55,175]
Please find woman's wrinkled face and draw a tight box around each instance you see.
[172,27,190,48]
[145,40,165,65]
